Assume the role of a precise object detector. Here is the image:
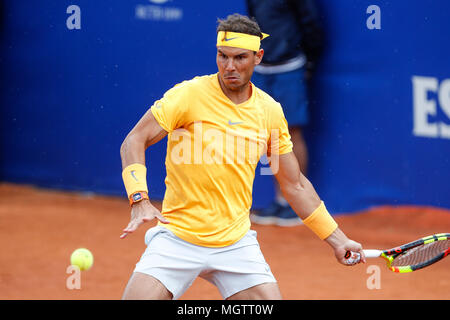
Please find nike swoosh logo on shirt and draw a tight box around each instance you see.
[228,120,243,125]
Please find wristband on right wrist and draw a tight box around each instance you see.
[122,163,148,198]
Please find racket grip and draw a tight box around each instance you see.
[344,250,361,265]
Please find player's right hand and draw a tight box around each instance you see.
[120,200,169,239]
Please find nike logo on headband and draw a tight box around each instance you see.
[224,37,239,41]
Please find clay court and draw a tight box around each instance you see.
[0,183,448,300]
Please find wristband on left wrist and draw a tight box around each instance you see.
[302,201,338,240]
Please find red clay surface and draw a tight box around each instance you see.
[1,183,449,300]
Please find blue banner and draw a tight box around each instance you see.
[1,0,449,213]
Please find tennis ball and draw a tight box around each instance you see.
[70,248,94,271]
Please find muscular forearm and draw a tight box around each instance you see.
[279,172,321,220]
[120,134,147,169]
[325,227,349,248]
[283,177,364,261]
[275,153,364,264]
[120,109,168,170]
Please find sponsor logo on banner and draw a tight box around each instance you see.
[412,76,450,139]
[149,0,170,3]
[135,0,183,21]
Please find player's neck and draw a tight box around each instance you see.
[218,77,252,105]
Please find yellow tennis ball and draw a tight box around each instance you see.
[70,248,94,271]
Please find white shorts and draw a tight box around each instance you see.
[133,226,277,299]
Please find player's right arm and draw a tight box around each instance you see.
[120,109,168,167]
[119,109,170,239]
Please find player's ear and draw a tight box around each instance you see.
[254,49,264,65]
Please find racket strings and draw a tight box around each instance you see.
[391,240,449,267]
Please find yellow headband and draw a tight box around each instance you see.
[216,31,269,52]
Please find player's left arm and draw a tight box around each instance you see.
[273,152,365,264]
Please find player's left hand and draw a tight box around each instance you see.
[325,228,366,265]
[333,239,366,266]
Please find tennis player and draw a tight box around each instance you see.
[119,14,365,300]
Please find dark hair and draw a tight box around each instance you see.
[216,13,262,38]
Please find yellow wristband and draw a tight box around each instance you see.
[122,163,148,198]
[303,201,338,240]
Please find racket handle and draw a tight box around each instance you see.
[344,251,361,265]
[344,249,382,264]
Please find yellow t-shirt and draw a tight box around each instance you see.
[150,73,293,247]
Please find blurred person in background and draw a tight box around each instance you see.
[247,0,324,227]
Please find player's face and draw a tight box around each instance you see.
[216,46,263,91]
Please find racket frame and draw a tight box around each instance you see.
[377,233,449,273]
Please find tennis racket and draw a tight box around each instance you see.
[344,233,449,273]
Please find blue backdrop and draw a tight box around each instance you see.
[1,0,449,213]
